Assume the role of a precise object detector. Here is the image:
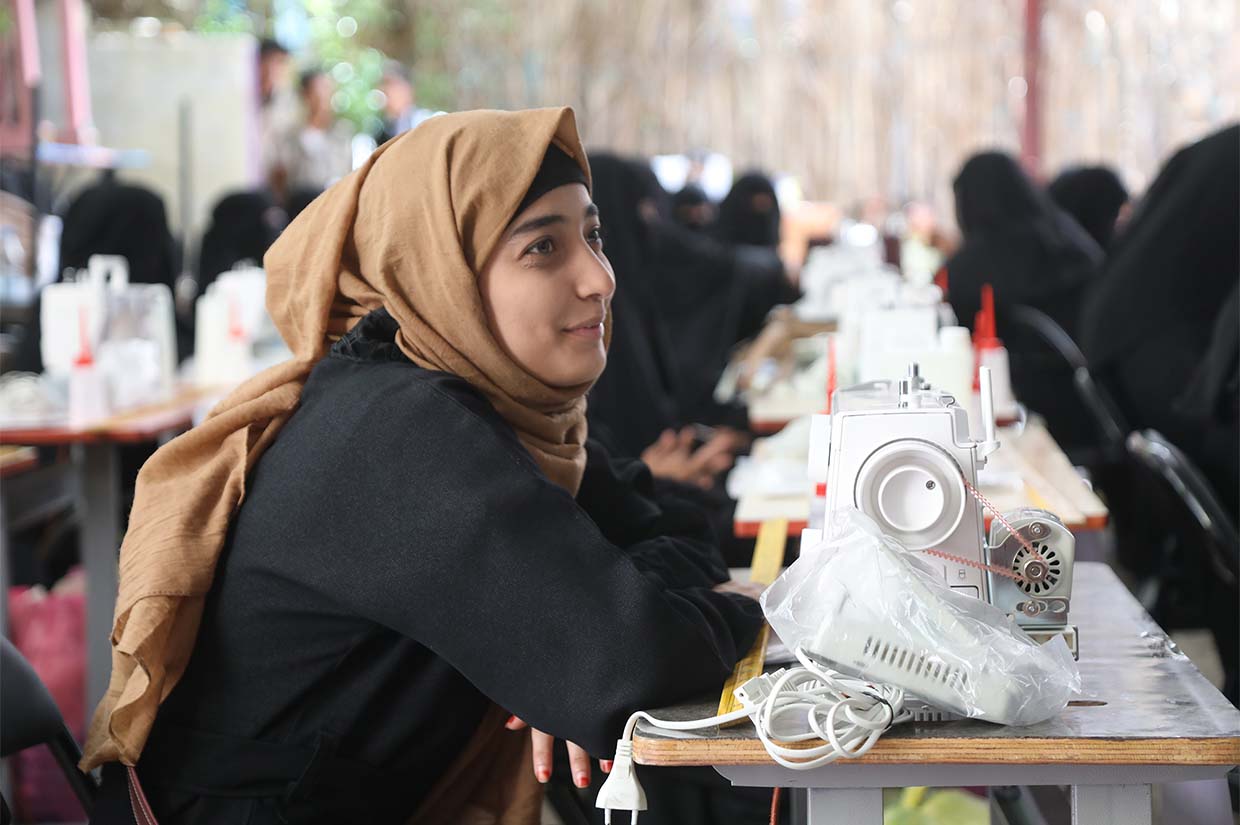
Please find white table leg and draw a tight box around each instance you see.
[1072,784,1152,825]
[79,443,120,714]
[1,480,12,806]
[804,787,883,824]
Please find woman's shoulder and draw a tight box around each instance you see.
[302,309,526,455]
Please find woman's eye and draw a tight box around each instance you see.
[526,238,555,256]
[587,226,604,245]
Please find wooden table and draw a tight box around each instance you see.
[0,446,38,479]
[750,395,1022,438]
[749,394,828,435]
[733,419,1108,539]
[632,562,1240,824]
[0,387,218,710]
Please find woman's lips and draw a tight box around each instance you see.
[564,321,605,339]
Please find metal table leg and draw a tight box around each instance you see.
[78,442,120,714]
[717,762,1196,825]
[1,476,12,806]
[804,787,883,824]
[1071,784,1152,825]
[1,478,10,643]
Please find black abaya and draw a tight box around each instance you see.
[1047,165,1128,250]
[91,309,762,825]
[1079,125,1239,499]
[945,152,1103,451]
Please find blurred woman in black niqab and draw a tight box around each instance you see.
[589,159,796,433]
[670,183,714,232]
[584,154,682,458]
[714,171,781,248]
[945,151,1102,451]
[654,175,797,422]
[711,171,800,365]
[1047,165,1129,250]
[947,151,1101,335]
[1079,124,1239,515]
[60,181,179,288]
[196,189,286,294]
[15,181,183,373]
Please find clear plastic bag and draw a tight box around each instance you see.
[762,509,1079,726]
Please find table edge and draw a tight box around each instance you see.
[632,735,1240,767]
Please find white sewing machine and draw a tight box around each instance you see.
[801,363,1077,654]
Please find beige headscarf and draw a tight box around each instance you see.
[82,107,598,796]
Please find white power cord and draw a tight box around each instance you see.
[595,646,913,824]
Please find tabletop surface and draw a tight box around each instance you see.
[0,385,218,446]
[0,445,38,477]
[633,562,1240,767]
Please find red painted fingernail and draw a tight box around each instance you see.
[505,715,518,728]
[536,767,550,783]
[601,760,613,773]
[575,773,589,788]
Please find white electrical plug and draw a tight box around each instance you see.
[733,668,788,709]
[594,739,646,824]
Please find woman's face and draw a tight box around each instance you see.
[478,183,614,388]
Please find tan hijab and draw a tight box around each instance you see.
[82,108,596,795]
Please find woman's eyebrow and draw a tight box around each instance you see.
[506,203,599,240]
[507,213,565,239]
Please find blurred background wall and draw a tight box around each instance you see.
[76,0,1235,209]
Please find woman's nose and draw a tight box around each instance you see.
[577,248,616,300]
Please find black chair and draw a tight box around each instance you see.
[1126,430,1239,703]
[0,637,98,819]
[1004,305,1129,461]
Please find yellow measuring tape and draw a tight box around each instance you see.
[716,518,788,725]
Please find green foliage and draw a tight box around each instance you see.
[409,7,455,111]
[884,787,990,825]
[409,0,516,110]
[187,0,401,135]
[193,0,256,34]
[299,0,399,135]
[182,1,521,132]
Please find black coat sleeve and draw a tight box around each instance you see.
[285,370,765,757]
[574,438,731,590]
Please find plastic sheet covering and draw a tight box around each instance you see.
[761,509,1079,726]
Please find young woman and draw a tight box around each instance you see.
[945,151,1103,453]
[83,108,763,825]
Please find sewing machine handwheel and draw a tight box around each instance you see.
[854,439,967,551]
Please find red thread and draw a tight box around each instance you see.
[921,547,1027,583]
[915,465,1049,583]
[962,477,1046,564]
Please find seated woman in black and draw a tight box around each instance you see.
[945,151,1103,453]
[82,108,763,825]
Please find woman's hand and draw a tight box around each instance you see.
[504,716,612,787]
[640,427,738,489]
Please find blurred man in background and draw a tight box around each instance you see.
[270,69,355,199]
[257,39,298,189]
[376,62,438,144]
